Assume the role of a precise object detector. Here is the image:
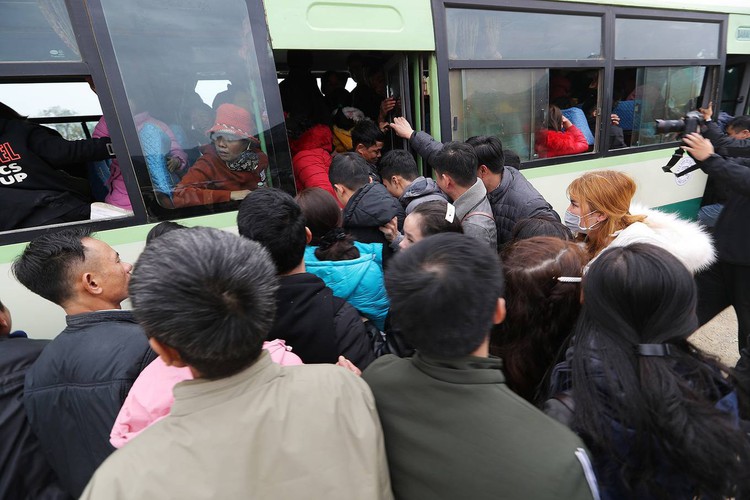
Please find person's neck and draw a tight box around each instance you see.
[470,337,490,358]
[63,298,122,316]
[281,260,306,276]
[449,184,471,202]
[482,172,502,193]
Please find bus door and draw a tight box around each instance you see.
[383,55,412,150]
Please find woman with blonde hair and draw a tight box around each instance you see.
[564,170,714,273]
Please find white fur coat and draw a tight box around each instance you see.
[594,204,716,274]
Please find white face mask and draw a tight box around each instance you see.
[564,210,601,234]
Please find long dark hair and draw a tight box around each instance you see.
[491,237,587,403]
[295,187,359,262]
[571,243,750,497]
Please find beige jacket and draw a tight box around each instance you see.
[81,352,393,500]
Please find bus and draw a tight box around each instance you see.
[2,0,750,337]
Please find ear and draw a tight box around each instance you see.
[595,212,608,222]
[304,226,313,244]
[493,298,506,325]
[149,338,188,368]
[477,165,489,178]
[355,143,366,155]
[81,272,103,296]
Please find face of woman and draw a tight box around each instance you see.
[567,196,604,230]
[399,213,424,250]
[212,134,250,163]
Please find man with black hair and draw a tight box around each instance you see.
[237,188,374,368]
[329,153,404,262]
[13,228,154,497]
[351,118,385,179]
[466,135,560,247]
[379,149,447,214]
[0,299,66,499]
[432,142,497,249]
[362,233,598,500]
[81,227,392,499]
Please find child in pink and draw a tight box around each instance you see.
[110,339,302,448]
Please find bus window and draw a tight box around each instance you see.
[98,0,287,211]
[0,0,81,62]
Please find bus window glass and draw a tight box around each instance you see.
[615,18,719,60]
[446,9,601,61]
[0,0,81,62]
[613,65,706,147]
[99,0,280,210]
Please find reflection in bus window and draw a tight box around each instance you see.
[615,18,720,60]
[0,0,81,62]
[98,0,279,209]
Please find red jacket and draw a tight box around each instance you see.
[291,125,341,206]
[534,126,589,158]
[172,144,267,208]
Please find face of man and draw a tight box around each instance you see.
[82,238,133,306]
[727,126,750,140]
[357,141,384,165]
[0,304,11,336]
[383,176,404,198]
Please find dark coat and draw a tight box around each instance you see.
[0,337,69,499]
[488,166,560,248]
[342,182,405,263]
[268,273,375,369]
[0,118,112,230]
[699,155,750,265]
[23,310,155,498]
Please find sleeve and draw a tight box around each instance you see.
[462,219,496,249]
[27,123,112,167]
[171,159,233,208]
[294,153,339,202]
[409,131,444,166]
[557,126,589,155]
[158,120,188,170]
[699,155,750,197]
[703,121,750,158]
[332,298,376,370]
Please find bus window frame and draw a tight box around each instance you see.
[431,0,726,171]
[0,0,290,245]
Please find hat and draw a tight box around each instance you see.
[206,104,255,139]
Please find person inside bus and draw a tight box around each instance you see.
[321,70,351,113]
[279,50,331,126]
[564,170,714,274]
[534,104,589,158]
[352,57,386,122]
[289,122,340,206]
[296,187,388,331]
[351,118,385,180]
[361,232,598,500]
[13,228,155,497]
[490,237,588,405]
[332,105,365,153]
[0,102,115,231]
[237,188,376,369]
[172,103,268,208]
[544,243,750,498]
[328,153,404,263]
[80,227,392,499]
[0,298,67,499]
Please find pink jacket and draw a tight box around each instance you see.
[110,339,303,448]
[93,113,187,210]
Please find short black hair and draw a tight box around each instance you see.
[237,188,307,274]
[351,118,384,149]
[328,152,370,191]
[465,136,504,174]
[511,217,573,242]
[385,232,504,357]
[727,115,750,133]
[379,150,418,182]
[146,221,187,245]
[432,142,478,188]
[503,149,521,169]
[12,227,91,306]
[129,227,279,379]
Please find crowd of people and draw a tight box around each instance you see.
[3,52,750,497]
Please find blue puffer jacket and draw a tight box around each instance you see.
[304,241,389,331]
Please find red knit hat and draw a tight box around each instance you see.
[206,104,255,139]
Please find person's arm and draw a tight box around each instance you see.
[332,299,376,370]
[171,160,245,208]
[390,117,443,165]
[27,123,112,166]
[683,133,750,196]
[561,117,589,154]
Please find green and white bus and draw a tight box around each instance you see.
[2,0,750,336]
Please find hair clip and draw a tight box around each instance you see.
[556,276,582,283]
[636,344,672,357]
[445,203,456,223]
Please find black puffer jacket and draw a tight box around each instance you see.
[268,273,375,369]
[23,310,155,498]
[488,166,560,248]
[342,182,405,263]
[0,337,69,500]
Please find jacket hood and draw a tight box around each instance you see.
[401,176,446,203]
[606,204,716,274]
[304,244,377,298]
[344,182,402,227]
[290,124,333,156]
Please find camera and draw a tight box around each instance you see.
[655,110,704,135]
